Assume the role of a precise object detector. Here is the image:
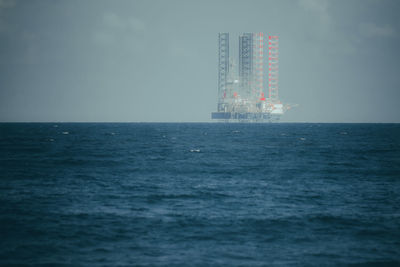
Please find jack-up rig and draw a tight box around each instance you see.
[211,33,293,122]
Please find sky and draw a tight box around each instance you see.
[0,0,399,122]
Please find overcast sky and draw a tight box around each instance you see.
[0,0,399,122]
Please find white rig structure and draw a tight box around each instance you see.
[212,33,291,122]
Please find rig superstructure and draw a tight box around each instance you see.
[212,33,289,122]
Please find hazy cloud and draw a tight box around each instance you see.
[93,13,146,46]
[127,17,146,32]
[359,22,397,38]
[0,0,15,32]
[93,31,115,46]
[298,0,331,26]
[0,0,15,8]
[0,0,399,122]
[103,12,145,33]
[103,13,126,30]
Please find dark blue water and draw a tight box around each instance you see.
[1,123,399,266]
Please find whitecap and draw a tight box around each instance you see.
[62,131,69,135]
[190,149,201,153]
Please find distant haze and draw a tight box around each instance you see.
[0,0,399,122]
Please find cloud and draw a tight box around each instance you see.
[93,31,115,46]
[0,0,15,8]
[297,0,363,55]
[128,17,146,32]
[103,12,145,33]
[299,0,328,13]
[359,22,397,38]
[298,0,331,26]
[0,0,15,32]
[103,13,125,30]
[93,12,146,46]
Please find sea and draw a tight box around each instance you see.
[0,123,399,266]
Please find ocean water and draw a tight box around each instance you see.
[0,123,399,266]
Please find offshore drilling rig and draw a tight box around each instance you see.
[211,33,290,122]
